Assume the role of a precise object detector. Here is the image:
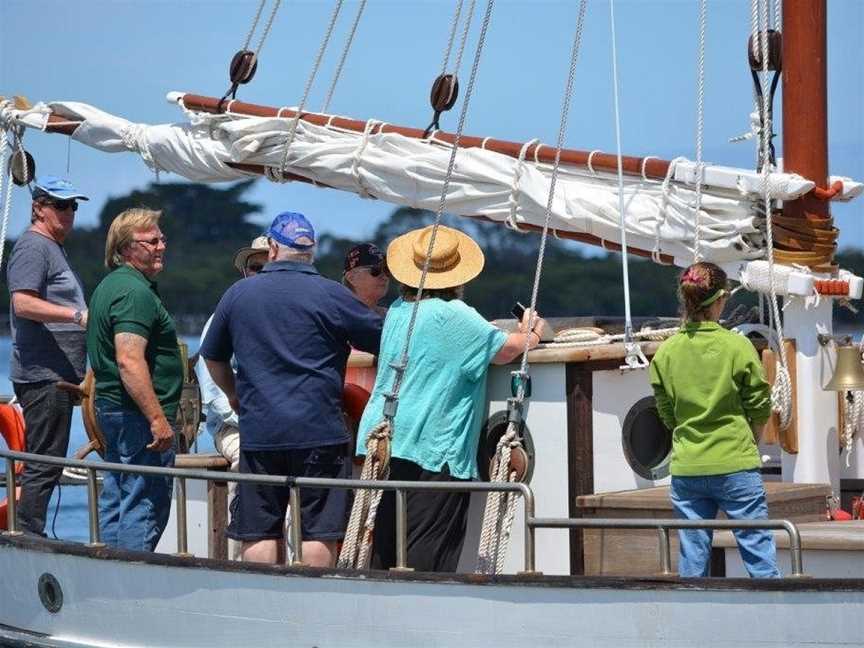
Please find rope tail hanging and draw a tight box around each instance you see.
[608,0,647,371]
[756,0,793,429]
[338,0,497,571]
[476,0,588,576]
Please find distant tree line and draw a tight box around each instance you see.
[1,180,862,333]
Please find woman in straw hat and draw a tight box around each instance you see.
[355,225,546,572]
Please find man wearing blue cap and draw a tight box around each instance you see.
[201,212,383,567]
[6,176,89,535]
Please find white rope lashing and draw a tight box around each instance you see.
[320,0,368,114]
[609,0,647,371]
[505,138,539,231]
[476,0,588,576]
[339,0,496,571]
[756,0,792,430]
[692,0,707,262]
[0,129,13,271]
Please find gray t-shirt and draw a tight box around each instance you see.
[7,230,87,383]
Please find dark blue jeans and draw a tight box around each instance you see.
[670,470,780,578]
[95,401,175,552]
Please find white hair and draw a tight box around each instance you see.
[272,240,315,264]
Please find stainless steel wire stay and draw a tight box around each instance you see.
[1,448,806,577]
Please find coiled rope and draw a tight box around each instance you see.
[338,0,496,571]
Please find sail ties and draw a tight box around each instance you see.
[505,138,540,232]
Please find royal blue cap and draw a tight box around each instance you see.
[31,176,89,201]
[267,212,315,249]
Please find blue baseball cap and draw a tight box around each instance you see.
[267,211,315,249]
[32,176,89,201]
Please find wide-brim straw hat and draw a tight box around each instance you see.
[232,235,270,272]
[386,225,484,290]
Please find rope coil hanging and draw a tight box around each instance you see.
[755,0,792,430]
[476,0,588,576]
[338,0,496,571]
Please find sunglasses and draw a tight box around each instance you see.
[43,199,78,212]
[134,235,167,247]
[358,264,388,277]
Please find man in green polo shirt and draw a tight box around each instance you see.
[87,207,182,552]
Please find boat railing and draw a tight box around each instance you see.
[1,448,805,577]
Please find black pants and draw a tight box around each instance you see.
[12,381,74,536]
[371,457,471,573]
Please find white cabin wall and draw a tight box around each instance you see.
[592,368,670,493]
[459,363,570,575]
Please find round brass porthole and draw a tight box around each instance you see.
[37,573,63,613]
[477,410,535,484]
[621,396,672,481]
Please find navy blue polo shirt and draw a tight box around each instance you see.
[199,260,383,450]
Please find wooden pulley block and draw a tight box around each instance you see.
[430,74,459,113]
[748,29,782,71]
[372,435,391,474]
[229,50,258,86]
[489,446,531,484]
[8,150,35,186]
[56,370,105,459]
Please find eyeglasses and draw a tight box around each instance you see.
[43,199,78,212]
[133,235,167,248]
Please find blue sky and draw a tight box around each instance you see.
[1,0,862,251]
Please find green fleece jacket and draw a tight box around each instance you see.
[648,321,772,477]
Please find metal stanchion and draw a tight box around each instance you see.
[657,527,674,575]
[391,489,413,572]
[175,477,191,557]
[289,485,303,566]
[86,468,104,547]
[4,458,21,536]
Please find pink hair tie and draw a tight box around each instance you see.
[681,267,700,285]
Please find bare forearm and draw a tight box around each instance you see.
[205,359,237,403]
[12,292,80,324]
[493,331,538,365]
[115,332,166,423]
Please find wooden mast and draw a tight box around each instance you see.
[781,0,830,223]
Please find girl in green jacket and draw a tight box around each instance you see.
[649,261,780,578]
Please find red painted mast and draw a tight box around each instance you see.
[781,1,830,224]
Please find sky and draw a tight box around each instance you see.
[1,0,862,252]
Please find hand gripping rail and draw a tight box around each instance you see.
[1,448,805,577]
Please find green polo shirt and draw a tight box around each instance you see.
[648,321,772,477]
[87,265,183,419]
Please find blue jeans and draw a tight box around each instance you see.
[670,470,780,578]
[96,401,175,552]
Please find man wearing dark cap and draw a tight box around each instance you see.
[342,243,390,316]
[6,176,89,535]
[201,212,383,567]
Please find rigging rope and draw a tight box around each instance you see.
[321,0,367,114]
[609,0,647,370]
[338,0,497,571]
[692,0,707,262]
[0,130,11,271]
[476,0,588,576]
[756,0,792,430]
[275,0,344,180]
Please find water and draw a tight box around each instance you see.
[0,336,206,542]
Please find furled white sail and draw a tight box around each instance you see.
[7,98,854,264]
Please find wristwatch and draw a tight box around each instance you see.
[73,310,84,326]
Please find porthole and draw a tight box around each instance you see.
[621,396,672,481]
[37,573,63,613]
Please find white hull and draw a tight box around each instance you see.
[2,536,863,648]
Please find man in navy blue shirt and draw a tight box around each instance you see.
[201,212,382,566]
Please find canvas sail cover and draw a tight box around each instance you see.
[8,98,855,264]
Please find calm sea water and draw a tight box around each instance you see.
[0,336,205,542]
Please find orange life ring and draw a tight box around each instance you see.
[343,383,371,465]
[0,402,26,530]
